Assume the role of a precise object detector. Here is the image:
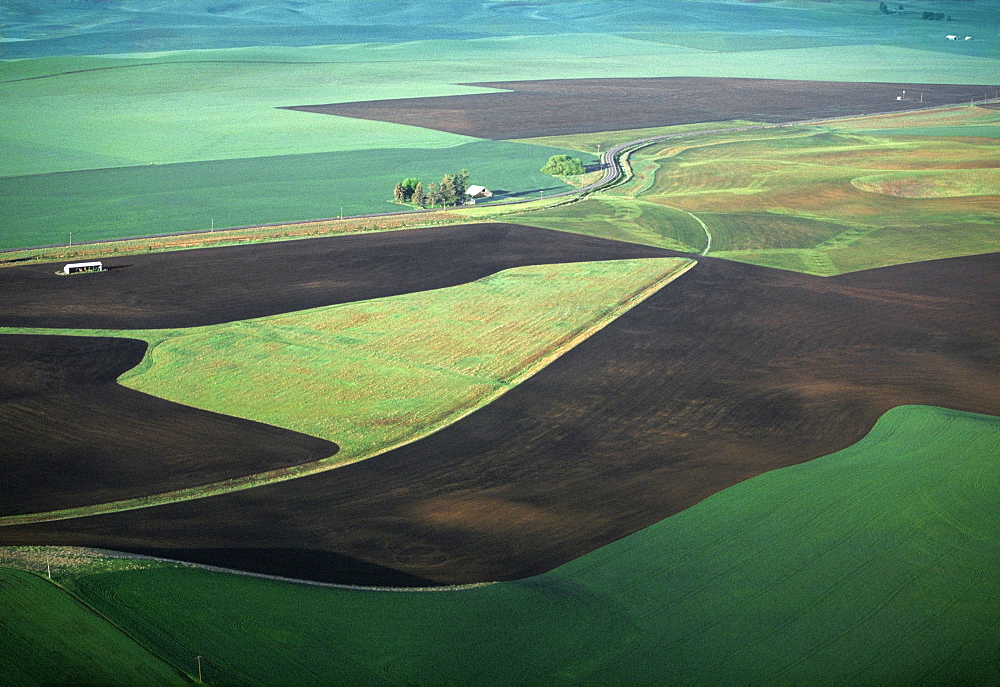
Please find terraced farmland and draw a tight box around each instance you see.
[518,106,1000,275]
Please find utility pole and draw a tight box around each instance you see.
[69,231,72,247]
[339,206,343,221]
[46,554,51,581]
[210,218,214,233]
[196,655,202,683]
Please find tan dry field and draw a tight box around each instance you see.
[1,224,996,586]
[284,77,997,140]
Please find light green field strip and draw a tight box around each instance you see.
[0,258,695,526]
[0,568,188,685]
[20,405,999,684]
[0,138,586,251]
[852,168,1000,198]
[2,39,997,176]
[830,104,1000,138]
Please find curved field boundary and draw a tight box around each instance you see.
[25,405,1000,684]
[0,259,695,527]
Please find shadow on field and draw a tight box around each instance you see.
[127,548,436,588]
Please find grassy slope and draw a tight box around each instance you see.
[0,567,189,685]
[513,108,1000,275]
[2,259,692,474]
[0,139,591,251]
[46,405,1000,684]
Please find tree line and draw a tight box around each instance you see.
[394,170,470,207]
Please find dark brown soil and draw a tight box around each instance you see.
[0,225,675,517]
[0,335,339,516]
[0,224,676,329]
[1,236,995,587]
[282,77,997,140]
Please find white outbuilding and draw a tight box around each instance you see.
[465,185,494,203]
[64,261,103,274]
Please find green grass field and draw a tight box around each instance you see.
[1,258,692,520]
[513,107,1000,275]
[13,404,994,684]
[0,140,589,251]
[851,168,1000,198]
[2,38,994,177]
[0,567,188,685]
[509,197,709,252]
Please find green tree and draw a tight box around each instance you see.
[541,154,585,176]
[411,181,425,206]
[439,174,458,206]
[456,169,470,201]
[426,182,442,207]
[393,182,406,203]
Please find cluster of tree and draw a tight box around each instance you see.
[393,170,470,207]
[879,2,951,19]
[540,154,585,176]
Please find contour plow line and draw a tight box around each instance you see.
[0,260,696,527]
[684,210,712,255]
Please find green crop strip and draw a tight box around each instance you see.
[0,140,589,252]
[16,405,997,684]
[0,258,694,525]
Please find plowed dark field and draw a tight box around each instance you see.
[0,225,675,516]
[0,335,338,516]
[1,224,996,586]
[0,224,675,329]
[283,77,996,139]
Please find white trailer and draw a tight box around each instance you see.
[64,261,104,274]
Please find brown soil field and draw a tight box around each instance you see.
[0,225,674,517]
[0,224,675,330]
[283,77,997,140]
[1,230,995,587]
[0,334,338,516]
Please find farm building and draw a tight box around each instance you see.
[465,185,493,204]
[64,261,103,274]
